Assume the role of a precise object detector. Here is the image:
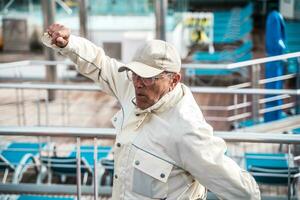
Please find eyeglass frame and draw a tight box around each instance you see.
[126,70,174,86]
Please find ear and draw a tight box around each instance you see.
[170,73,181,89]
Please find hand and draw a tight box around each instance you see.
[46,23,70,48]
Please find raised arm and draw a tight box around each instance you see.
[42,23,132,102]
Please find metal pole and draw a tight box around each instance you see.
[93,138,98,200]
[76,137,82,200]
[20,89,26,126]
[251,64,260,124]
[15,88,21,126]
[287,144,291,200]
[41,0,57,101]
[79,0,88,38]
[233,94,238,129]
[296,59,300,114]
[155,0,167,40]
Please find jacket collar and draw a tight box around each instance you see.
[134,83,184,115]
[132,83,184,130]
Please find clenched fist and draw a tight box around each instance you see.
[46,23,71,48]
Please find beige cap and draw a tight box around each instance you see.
[118,40,181,78]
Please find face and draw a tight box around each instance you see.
[132,72,181,110]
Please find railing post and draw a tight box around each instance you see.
[20,88,26,126]
[61,91,66,126]
[47,136,52,184]
[36,98,41,126]
[251,64,260,124]
[287,144,291,200]
[15,88,21,126]
[232,94,238,129]
[79,0,88,38]
[94,137,98,200]
[296,61,300,115]
[76,137,82,200]
[45,95,49,126]
[41,0,57,101]
[155,0,168,40]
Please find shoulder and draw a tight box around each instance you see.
[172,84,211,130]
[164,85,213,144]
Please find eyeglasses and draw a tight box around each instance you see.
[126,70,172,86]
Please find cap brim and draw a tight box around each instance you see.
[118,61,163,78]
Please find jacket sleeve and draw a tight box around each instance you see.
[48,35,132,102]
[176,123,261,200]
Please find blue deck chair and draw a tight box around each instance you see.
[293,128,300,135]
[0,142,47,184]
[68,145,112,167]
[40,156,93,184]
[292,128,300,161]
[0,154,15,184]
[245,153,300,197]
[214,18,253,44]
[100,158,114,186]
[40,145,112,185]
[187,41,252,77]
[69,145,112,185]
[286,21,300,52]
[192,40,253,63]
[214,4,253,44]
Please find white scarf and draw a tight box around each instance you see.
[133,83,184,130]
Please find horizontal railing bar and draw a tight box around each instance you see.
[0,148,109,153]
[182,63,228,69]
[0,61,31,69]
[1,126,299,144]
[1,51,299,71]
[259,102,295,114]
[205,116,229,121]
[0,126,116,138]
[227,112,252,121]
[30,60,74,66]
[215,132,300,144]
[0,183,112,195]
[259,74,296,85]
[182,51,300,69]
[0,60,73,69]
[226,51,300,69]
[258,94,290,104]
[0,83,101,91]
[249,172,300,178]
[227,82,251,89]
[202,101,251,111]
[190,87,300,95]
[227,102,251,110]
[1,83,299,95]
[201,106,228,111]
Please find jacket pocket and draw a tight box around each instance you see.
[132,149,173,199]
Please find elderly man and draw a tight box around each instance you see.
[42,24,260,200]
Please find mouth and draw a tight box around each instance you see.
[136,93,146,98]
[136,91,145,96]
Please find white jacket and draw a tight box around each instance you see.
[43,35,260,200]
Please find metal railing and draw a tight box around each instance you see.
[0,51,299,130]
[182,51,300,126]
[0,126,299,199]
[1,82,299,130]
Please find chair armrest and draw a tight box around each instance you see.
[294,155,300,161]
[250,166,299,174]
[12,153,35,183]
